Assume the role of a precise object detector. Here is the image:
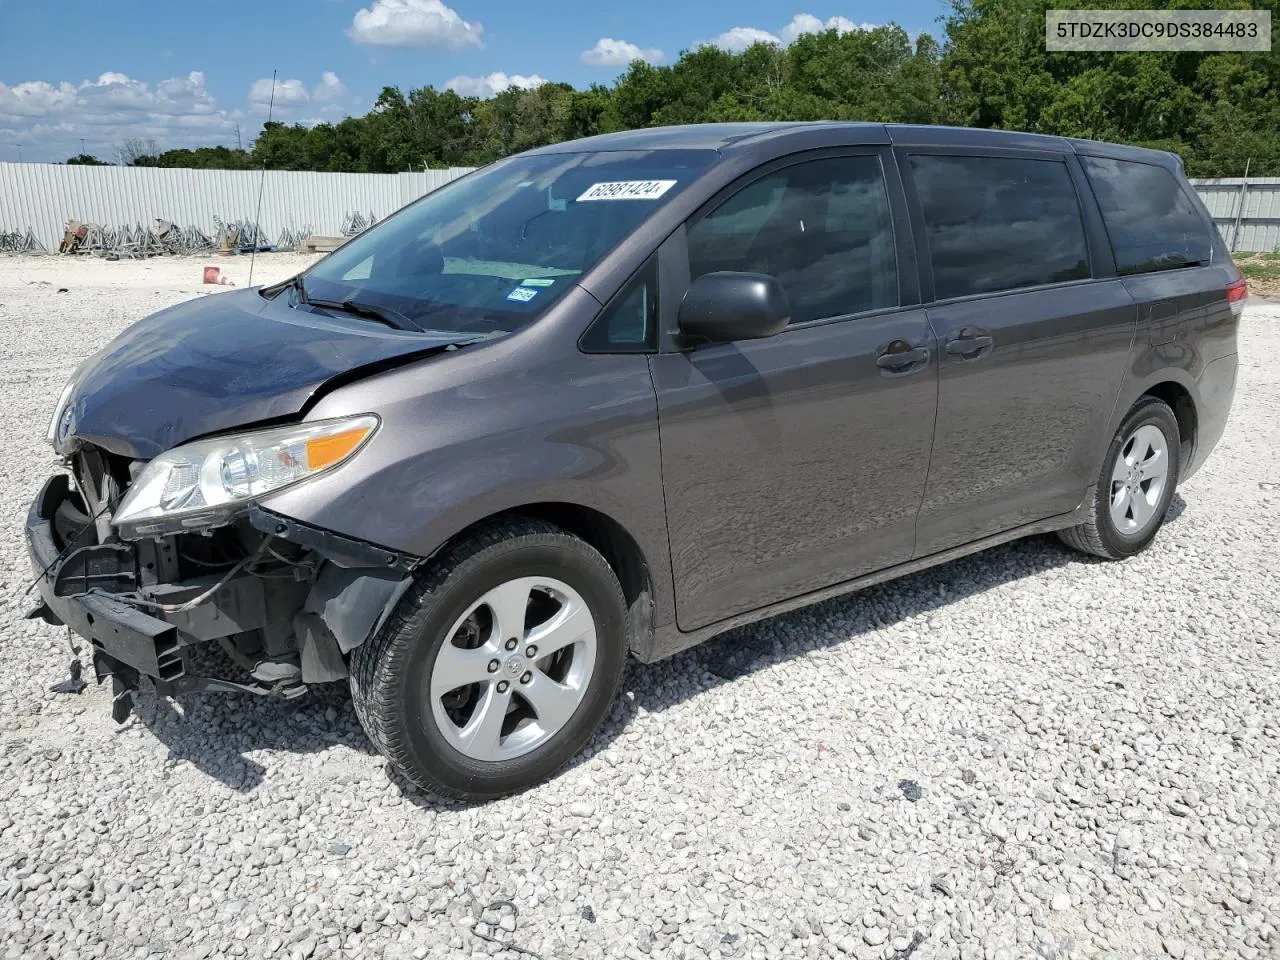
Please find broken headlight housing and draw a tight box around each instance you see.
[112,415,379,539]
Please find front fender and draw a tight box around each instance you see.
[261,316,673,633]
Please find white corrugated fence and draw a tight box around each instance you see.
[1190,177,1280,253]
[1,162,1277,254]
[0,163,475,252]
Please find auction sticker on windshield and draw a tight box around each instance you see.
[577,180,678,202]
[506,286,539,303]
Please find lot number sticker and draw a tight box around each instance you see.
[577,180,677,202]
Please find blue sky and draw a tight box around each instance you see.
[0,0,942,163]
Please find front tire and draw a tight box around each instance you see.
[1058,396,1181,559]
[349,518,627,800]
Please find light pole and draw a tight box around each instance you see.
[80,138,86,156]
[16,144,22,162]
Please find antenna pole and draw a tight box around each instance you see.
[248,69,276,288]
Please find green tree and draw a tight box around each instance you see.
[139,4,1280,178]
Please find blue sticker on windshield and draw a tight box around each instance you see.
[506,286,538,303]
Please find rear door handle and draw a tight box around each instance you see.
[876,344,930,372]
[945,328,994,360]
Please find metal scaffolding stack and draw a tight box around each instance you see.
[0,227,46,253]
[340,210,378,236]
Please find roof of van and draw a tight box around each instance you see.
[526,122,1180,168]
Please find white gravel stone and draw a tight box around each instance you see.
[0,255,1277,960]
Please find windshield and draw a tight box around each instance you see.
[302,149,717,334]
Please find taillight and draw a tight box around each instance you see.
[1227,278,1248,317]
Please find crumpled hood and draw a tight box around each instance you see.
[63,289,467,460]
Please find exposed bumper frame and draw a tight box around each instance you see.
[26,473,417,720]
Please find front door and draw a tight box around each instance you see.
[649,152,939,632]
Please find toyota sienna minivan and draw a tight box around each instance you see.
[27,123,1241,799]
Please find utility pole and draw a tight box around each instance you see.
[79,138,86,155]
[235,124,242,152]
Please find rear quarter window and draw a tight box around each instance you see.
[1080,156,1214,276]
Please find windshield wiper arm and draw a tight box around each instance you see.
[259,273,309,302]
[307,297,421,331]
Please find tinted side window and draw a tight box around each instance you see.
[687,156,897,325]
[910,155,1090,300]
[1080,156,1213,275]
[579,263,655,353]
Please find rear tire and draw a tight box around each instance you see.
[1058,396,1181,560]
[349,517,627,800]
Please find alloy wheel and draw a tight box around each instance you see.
[1109,423,1170,535]
[428,576,597,762]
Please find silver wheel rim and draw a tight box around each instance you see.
[1109,423,1170,536]
[429,576,597,763]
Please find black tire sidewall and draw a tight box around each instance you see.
[1094,399,1181,557]
[390,537,625,798]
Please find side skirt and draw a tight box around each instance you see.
[641,498,1091,663]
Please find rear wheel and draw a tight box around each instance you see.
[1058,396,1181,559]
[349,518,627,800]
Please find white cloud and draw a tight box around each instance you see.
[249,77,310,106]
[0,71,235,161]
[348,0,483,50]
[703,13,877,52]
[315,71,347,101]
[705,26,781,52]
[246,74,348,118]
[445,72,547,98]
[580,37,664,66]
[779,13,875,43]
[0,80,78,118]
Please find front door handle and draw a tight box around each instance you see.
[876,344,930,372]
[945,327,994,360]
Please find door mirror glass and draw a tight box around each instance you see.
[677,271,790,343]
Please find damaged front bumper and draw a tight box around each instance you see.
[26,473,417,720]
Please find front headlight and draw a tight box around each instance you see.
[46,378,79,449]
[112,415,379,538]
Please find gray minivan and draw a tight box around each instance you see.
[27,123,1241,799]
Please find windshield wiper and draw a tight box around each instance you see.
[259,273,309,302]
[306,297,421,332]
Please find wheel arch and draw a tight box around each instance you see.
[1107,367,1200,482]
[1141,379,1197,469]
[428,501,657,660]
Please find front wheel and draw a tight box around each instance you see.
[1058,396,1181,559]
[349,518,627,800]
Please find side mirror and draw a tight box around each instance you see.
[677,272,790,344]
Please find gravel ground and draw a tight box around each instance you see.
[0,254,1276,960]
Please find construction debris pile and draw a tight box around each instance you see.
[50,218,318,259]
[0,227,46,253]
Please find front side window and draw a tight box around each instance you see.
[301,149,716,335]
[686,156,898,326]
[910,155,1090,300]
[1080,156,1213,276]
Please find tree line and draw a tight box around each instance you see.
[69,0,1280,178]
